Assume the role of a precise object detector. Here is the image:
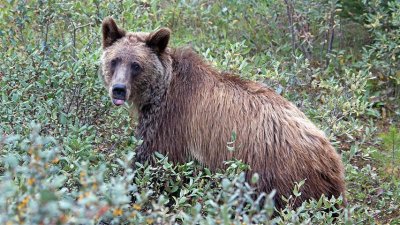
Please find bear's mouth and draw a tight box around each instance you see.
[112,98,125,106]
[111,84,127,106]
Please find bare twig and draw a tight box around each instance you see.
[326,2,336,67]
[72,23,93,59]
[283,0,313,60]
[283,0,296,56]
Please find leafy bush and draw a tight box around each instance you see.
[1,126,373,224]
[360,1,400,115]
[0,0,399,224]
[0,125,275,224]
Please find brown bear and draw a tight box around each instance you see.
[100,17,346,210]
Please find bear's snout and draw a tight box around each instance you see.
[112,84,127,106]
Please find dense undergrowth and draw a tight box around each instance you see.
[0,0,399,224]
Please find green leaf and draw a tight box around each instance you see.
[40,190,58,203]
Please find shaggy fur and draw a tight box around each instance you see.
[101,17,346,209]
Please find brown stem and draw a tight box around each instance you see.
[326,3,336,67]
[283,0,296,56]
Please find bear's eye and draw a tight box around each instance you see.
[131,62,141,74]
[110,58,119,68]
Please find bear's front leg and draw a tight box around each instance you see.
[133,144,154,166]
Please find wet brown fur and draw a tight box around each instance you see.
[101,17,346,209]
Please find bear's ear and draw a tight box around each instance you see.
[146,28,171,53]
[102,17,126,49]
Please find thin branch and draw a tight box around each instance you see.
[283,0,296,56]
[326,2,336,67]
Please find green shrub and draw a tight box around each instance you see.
[0,0,399,224]
[1,126,375,224]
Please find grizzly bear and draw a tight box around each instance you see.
[100,17,346,210]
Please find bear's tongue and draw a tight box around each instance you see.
[113,99,125,106]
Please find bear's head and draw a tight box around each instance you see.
[101,17,172,108]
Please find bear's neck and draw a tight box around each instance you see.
[136,61,173,150]
[134,47,209,162]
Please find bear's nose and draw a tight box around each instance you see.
[112,84,127,99]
